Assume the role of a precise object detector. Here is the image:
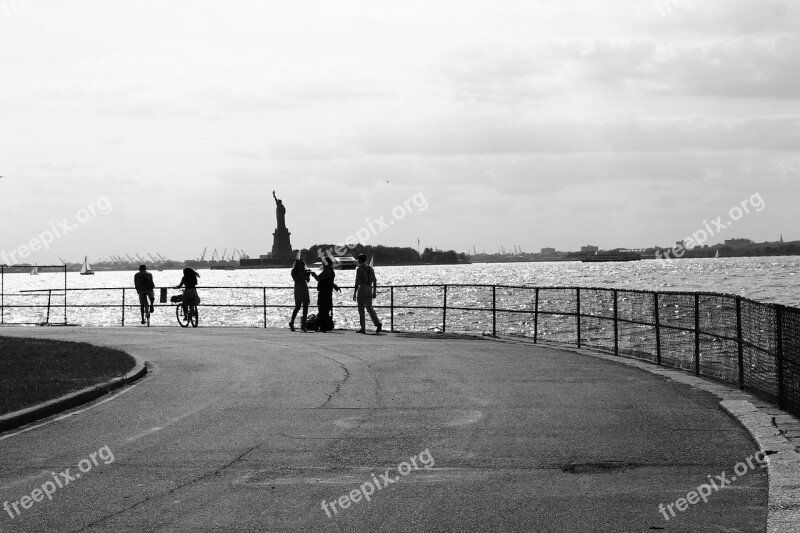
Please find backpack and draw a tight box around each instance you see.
[305,314,320,331]
[305,313,333,332]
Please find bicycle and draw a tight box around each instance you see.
[138,292,153,327]
[172,289,198,328]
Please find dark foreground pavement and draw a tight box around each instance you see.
[0,327,767,532]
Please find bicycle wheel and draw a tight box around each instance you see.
[176,304,189,327]
[190,305,198,328]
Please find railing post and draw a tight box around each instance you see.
[390,286,394,332]
[442,285,447,333]
[736,296,744,389]
[1,265,4,325]
[776,305,785,409]
[613,289,619,356]
[576,288,581,348]
[46,290,52,325]
[64,265,67,325]
[533,288,539,343]
[492,285,497,337]
[263,288,267,328]
[694,293,700,376]
[654,292,661,365]
[121,288,126,327]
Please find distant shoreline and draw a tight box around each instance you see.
[0,261,472,272]
[4,248,800,273]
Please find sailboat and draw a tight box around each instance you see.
[30,264,38,275]
[80,256,95,275]
[714,250,720,259]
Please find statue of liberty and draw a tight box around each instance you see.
[273,190,287,230]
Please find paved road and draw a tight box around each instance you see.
[0,327,767,532]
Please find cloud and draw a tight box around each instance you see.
[360,113,800,156]
[434,31,800,104]
[653,34,800,98]
[648,0,797,35]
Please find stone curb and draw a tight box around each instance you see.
[497,337,800,533]
[0,354,148,433]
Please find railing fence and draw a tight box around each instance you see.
[0,283,797,419]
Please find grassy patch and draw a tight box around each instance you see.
[0,336,135,415]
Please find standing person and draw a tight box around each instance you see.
[134,265,155,325]
[175,267,200,318]
[353,254,382,334]
[310,257,341,332]
[290,259,311,332]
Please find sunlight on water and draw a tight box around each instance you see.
[1,257,797,327]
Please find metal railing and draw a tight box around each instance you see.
[0,265,68,325]
[1,283,798,418]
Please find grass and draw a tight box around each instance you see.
[0,336,135,415]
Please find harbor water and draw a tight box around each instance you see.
[1,256,798,328]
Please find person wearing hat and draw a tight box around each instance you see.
[353,254,382,334]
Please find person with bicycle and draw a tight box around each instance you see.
[175,268,200,317]
[134,264,155,325]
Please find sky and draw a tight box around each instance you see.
[0,0,798,264]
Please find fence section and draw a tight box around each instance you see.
[0,282,798,418]
[0,265,67,325]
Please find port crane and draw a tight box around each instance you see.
[199,247,207,262]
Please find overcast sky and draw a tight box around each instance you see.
[0,0,797,263]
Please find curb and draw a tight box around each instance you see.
[0,354,148,433]
[498,337,800,533]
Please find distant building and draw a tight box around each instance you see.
[581,245,599,253]
[540,247,556,255]
[724,238,753,246]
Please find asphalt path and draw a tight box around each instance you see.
[0,327,767,532]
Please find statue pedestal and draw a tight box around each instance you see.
[271,227,294,262]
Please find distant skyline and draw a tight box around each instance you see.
[1,0,798,264]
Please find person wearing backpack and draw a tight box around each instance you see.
[353,254,382,334]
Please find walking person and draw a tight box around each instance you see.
[134,264,155,325]
[290,259,311,331]
[310,257,341,332]
[175,267,201,317]
[353,254,382,334]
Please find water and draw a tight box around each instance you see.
[1,257,798,327]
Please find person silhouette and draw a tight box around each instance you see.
[175,267,201,318]
[353,254,382,333]
[310,257,341,332]
[134,265,155,325]
[290,259,311,331]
